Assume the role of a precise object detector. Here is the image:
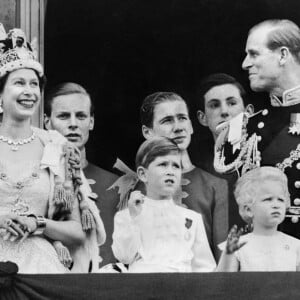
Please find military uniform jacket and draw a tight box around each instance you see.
[247,86,300,238]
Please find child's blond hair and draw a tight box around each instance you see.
[234,166,290,223]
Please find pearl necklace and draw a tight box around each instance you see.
[0,132,36,151]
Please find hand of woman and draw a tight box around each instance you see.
[18,216,38,243]
[0,214,37,242]
[128,191,145,218]
[225,225,247,254]
[0,214,26,237]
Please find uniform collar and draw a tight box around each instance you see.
[270,85,300,107]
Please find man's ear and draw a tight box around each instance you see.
[279,46,289,66]
[142,125,154,140]
[137,166,147,183]
[197,110,208,127]
[44,114,52,130]
[89,115,95,130]
[245,104,254,116]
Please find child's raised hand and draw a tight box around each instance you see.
[225,225,247,254]
[128,191,145,218]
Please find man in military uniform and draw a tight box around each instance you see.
[241,19,300,237]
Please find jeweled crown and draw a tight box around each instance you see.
[0,23,43,78]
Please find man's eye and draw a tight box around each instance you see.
[173,163,180,169]
[278,198,285,203]
[57,114,68,119]
[228,100,237,106]
[249,51,258,58]
[179,116,188,121]
[77,114,87,120]
[15,80,24,85]
[159,162,167,167]
[209,102,219,109]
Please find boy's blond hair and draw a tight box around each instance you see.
[234,166,290,223]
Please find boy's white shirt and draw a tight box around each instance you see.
[112,196,216,272]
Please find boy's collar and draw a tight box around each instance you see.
[144,196,174,205]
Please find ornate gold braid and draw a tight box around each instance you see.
[276,143,300,171]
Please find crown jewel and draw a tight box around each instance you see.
[0,23,43,78]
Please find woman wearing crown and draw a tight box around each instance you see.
[0,24,105,273]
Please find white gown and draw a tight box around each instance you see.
[0,160,68,273]
[234,232,300,271]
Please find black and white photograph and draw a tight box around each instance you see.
[1,0,300,299]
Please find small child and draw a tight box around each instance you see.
[112,137,216,272]
[217,166,300,271]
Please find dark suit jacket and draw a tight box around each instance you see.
[181,167,228,260]
[196,147,245,230]
[84,163,119,267]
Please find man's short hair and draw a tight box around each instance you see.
[44,82,94,116]
[250,19,300,64]
[195,73,247,111]
[140,91,189,128]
